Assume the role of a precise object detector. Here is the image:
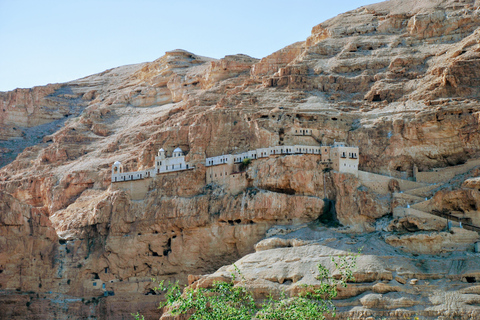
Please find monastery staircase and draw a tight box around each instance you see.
[387,163,480,236]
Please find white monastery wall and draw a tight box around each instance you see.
[112,143,359,185]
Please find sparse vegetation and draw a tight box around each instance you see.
[135,253,358,320]
[240,157,251,171]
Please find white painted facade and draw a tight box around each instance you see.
[154,147,192,173]
[205,145,329,167]
[112,142,360,183]
[330,142,359,177]
[111,147,194,183]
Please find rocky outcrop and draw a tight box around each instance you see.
[180,225,480,320]
[2,0,480,319]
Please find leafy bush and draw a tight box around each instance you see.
[239,158,252,171]
[138,253,358,320]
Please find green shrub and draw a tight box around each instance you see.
[239,158,251,171]
[139,253,358,320]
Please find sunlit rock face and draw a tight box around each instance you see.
[3,0,480,319]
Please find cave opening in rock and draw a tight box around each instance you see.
[144,288,157,295]
[163,238,172,256]
[466,276,476,283]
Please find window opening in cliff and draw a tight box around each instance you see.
[163,238,172,256]
[105,268,108,274]
[331,117,338,121]
[466,277,476,283]
[93,282,97,286]
[372,94,381,102]
[92,273,100,280]
[59,239,66,245]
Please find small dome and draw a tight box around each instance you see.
[173,147,183,153]
[113,161,121,166]
[159,148,165,152]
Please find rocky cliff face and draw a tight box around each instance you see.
[2,0,480,319]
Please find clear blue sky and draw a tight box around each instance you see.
[0,0,380,91]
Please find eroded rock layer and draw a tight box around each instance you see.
[2,0,480,319]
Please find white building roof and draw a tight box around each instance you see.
[159,148,165,152]
[114,161,121,166]
[173,147,183,153]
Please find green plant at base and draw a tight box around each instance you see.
[136,252,358,320]
[156,270,257,320]
[257,253,358,320]
[131,312,145,320]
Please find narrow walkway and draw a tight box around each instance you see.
[393,178,480,234]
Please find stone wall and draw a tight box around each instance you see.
[415,159,480,183]
[111,178,152,200]
[358,170,426,195]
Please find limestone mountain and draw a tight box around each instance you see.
[2,0,480,319]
